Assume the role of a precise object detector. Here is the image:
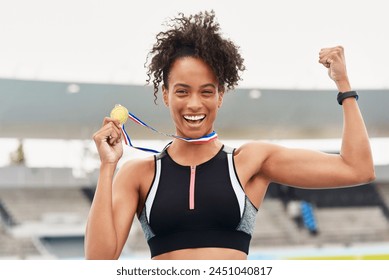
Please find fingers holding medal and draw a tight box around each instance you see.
[92,104,128,164]
[105,104,129,145]
[103,104,128,146]
[97,118,121,146]
[94,105,126,146]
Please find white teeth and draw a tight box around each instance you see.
[184,115,205,121]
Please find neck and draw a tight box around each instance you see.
[177,130,218,144]
[167,138,223,166]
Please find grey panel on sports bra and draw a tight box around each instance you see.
[139,207,155,241]
[236,196,258,235]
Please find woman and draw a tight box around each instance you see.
[85,11,375,260]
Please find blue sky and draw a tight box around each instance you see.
[1,0,388,89]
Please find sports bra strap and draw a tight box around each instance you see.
[222,145,235,154]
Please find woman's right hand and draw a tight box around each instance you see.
[93,117,123,164]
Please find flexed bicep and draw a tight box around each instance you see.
[260,143,366,189]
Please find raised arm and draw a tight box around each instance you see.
[255,46,375,188]
[84,118,140,259]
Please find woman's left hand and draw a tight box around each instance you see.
[319,46,349,83]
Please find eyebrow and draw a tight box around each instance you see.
[173,83,190,89]
[200,83,216,89]
[173,83,216,89]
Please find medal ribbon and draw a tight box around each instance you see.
[121,112,218,153]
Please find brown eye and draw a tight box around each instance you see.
[176,89,188,95]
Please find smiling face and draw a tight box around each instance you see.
[163,57,224,139]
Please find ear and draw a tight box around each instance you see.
[162,85,169,107]
[217,90,224,108]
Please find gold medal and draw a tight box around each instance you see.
[110,104,129,124]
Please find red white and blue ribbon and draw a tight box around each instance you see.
[121,112,218,153]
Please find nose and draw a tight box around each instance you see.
[187,93,202,111]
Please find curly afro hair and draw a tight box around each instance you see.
[145,10,245,103]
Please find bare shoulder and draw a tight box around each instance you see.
[235,140,281,159]
[114,156,155,193]
[232,140,279,177]
[118,156,155,176]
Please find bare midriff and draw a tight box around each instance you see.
[152,247,247,260]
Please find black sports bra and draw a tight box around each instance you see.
[138,145,258,258]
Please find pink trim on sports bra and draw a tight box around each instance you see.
[189,166,196,210]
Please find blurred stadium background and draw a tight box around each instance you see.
[1,78,388,260]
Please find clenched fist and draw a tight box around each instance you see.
[319,46,351,92]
